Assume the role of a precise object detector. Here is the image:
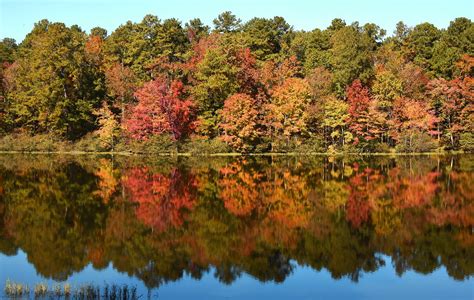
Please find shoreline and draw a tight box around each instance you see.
[0,150,469,156]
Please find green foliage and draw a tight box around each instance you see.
[242,16,292,60]
[391,21,410,49]
[192,45,239,115]
[293,136,325,153]
[297,29,332,72]
[459,132,474,152]
[0,133,71,152]
[0,38,17,63]
[180,137,231,155]
[430,18,473,78]
[117,134,177,154]
[213,11,242,33]
[372,70,403,109]
[6,20,102,139]
[329,25,375,95]
[185,18,210,42]
[395,132,438,153]
[404,22,441,69]
[103,15,189,81]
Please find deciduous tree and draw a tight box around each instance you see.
[124,77,194,141]
[219,93,262,152]
[265,78,312,149]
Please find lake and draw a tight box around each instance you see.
[0,154,472,299]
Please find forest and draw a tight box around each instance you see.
[0,12,472,153]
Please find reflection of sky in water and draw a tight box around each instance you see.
[1,252,472,300]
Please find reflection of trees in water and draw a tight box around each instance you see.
[0,154,472,287]
[0,162,109,280]
[123,167,197,233]
[0,172,17,256]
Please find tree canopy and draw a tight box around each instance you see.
[0,14,472,153]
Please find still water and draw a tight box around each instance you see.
[0,154,472,299]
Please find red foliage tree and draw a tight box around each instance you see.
[427,77,473,148]
[234,48,262,97]
[346,80,385,144]
[105,62,137,119]
[347,80,371,117]
[184,33,220,75]
[124,77,195,140]
[260,56,302,93]
[390,97,438,143]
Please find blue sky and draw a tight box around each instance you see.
[1,0,473,42]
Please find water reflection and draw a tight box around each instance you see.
[0,155,472,289]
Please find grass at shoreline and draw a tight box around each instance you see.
[0,150,469,156]
[3,280,140,300]
[1,133,471,157]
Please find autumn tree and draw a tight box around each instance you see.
[456,54,474,78]
[346,80,386,148]
[391,97,438,152]
[374,43,428,100]
[93,102,120,151]
[307,67,333,100]
[191,40,260,137]
[6,20,103,139]
[265,78,312,150]
[105,62,137,120]
[320,96,350,149]
[124,77,194,141]
[260,56,303,92]
[0,38,17,133]
[427,77,473,149]
[0,15,472,153]
[219,93,262,152]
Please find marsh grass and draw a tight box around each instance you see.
[4,280,30,298]
[3,281,139,300]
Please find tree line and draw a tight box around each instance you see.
[0,12,472,153]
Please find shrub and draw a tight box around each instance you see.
[395,132,438,153]
[0,133,70,152]
[116,134,177,154]
[73,133,104,152]
[360,141,392,153]
[294,137,325,154]
[181,137,231,155]
[269,136,308,153]
[459,133,474,152]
